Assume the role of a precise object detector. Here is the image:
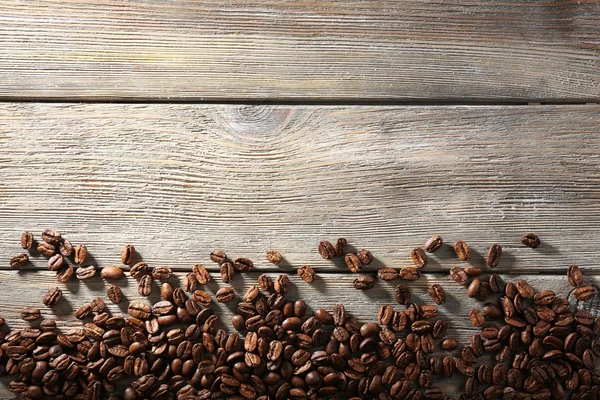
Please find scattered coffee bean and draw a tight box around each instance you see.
[59,239,73,257]
[274,274,290,294]
[487,243,502,268]
[353,275,375,290]
[215,287,235,303]
[450,266,468,285]
[10,253,29,268]
[152,266,173,280]
[266,249,283,264]
[73,244,87,264]
[121,244,136,265]
[106,285,123,304]
[425,235,444,253]
[574,285,596,301]
[220,261,235,283]
[257,274,274,292]
[233,257,253,272]
[399,266,420,281]
[41,229,61,245]
[454,240,471,261]
[209,249,228,264]
[191,263,210,285]
[394,284,411,305]
[101,266,124,280]
[411,247,428,268]
[36,241,55,257]
[47,253,64,271]
[75,265,96,280]
[20,232,33,249]
[20,307,41,321]
[356,249,373,265]
[297,265,315,283]
[344,253,363,273]
[567,264,583,287]
[428,284,446,305]
[317,240,335,259]
[469,308,485,327]
[42,287,62,307]
[334,238,348,256]
[521,232,541,248]
[377,267,399,281]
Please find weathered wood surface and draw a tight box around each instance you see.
[1,103,600,273]
[0,270,597,397]
[0,0,598,101]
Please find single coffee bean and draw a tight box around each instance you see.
[450,266,468,285]
[209,249,227,264]
[73,244,87,265]
[454,240,472,261]
[334,238,348,256]
[467,278,481,298]
[521,233,540,248]
[106,285,123,304]
[56,264,74,283]
[37,241,56,257]
[42,287,62,307]
[477,281,491,301]
[333,304,345,326]
[128,301,152,319]
[74,265,95,280]
[234,257,253,272]
[442,338,458,351]
[464,267,483,277]
[567,264,583,287]
[469,308,485,327]
[424,235,443,253]
[264,249,283,265]
[489,274,506,293]
[274,274,291,294]
[152,266,172,280]
[428,284,446,305]
[574,285,596,301]
[394,284,411,305]
[47,253,64,271]
[357,249,373,265]
[182,272,198,292]
[257,274,273,292]
[75,303,92,319]
[193,290,212,306]
[216,287,235,303]
[487,243,502,267]
[129,262,149,279]
[121,244,136,265]
[421,305,438,319]
[21,307,41,321]
[188,264,209,285]
[400,267,420,281]
[297,265,315,283]
[21,232,34,249]
[10,253,29,268]
[318,240,336,259]
[411,247,427,268]
[377,268,399,281]
[220,261,235,283]
[517,279,535,299]
[41,229,61,245]
[344,253,363,273]
[482,303,503,319]
[59,239,73,257]
[101,266,124,280]
[505,282,518,298]
[353,275,375,290]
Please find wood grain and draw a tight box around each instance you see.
[0,270,597,397]
[1,103,600,273]
[0,0,598,101]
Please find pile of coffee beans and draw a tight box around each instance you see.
[3,230,600,400]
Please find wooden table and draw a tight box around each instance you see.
[0,1,599,398]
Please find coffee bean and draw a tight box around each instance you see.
[428,284,446,305]
[193,290,212,306]
[152,266,172,280]
[442,338,458,351]
[121,244,136,265]
[400,267,420,281]
[521,232,541,248]
[75,265,96,280]
[20,231,34,249]
[101,266,124,280]
[318,240,336,259]
[487,243,502,267]
[106,285,123,304]
[464,267,483,277]
[265,249,283,265]
[411,247,428,268]
[517,279,535,299]
[469,308,485,327]
[454,240,472,261]
[344,253,363,273]
[489,274,506,293]
[56,264,74,283]
[574,285,596,301]
[36,241,56,257]
[450,266,468,285]
[394,284,411,305]
[467,278,481,298]
[209,249,227,264]
[377,268,399,281]
[73,244,87,265]
[274,274,291,294]
[128,301,152,319]
[75,303,92,319]
[216,287,235,303]
[233,257,253,272]
[297,265,315,283]
[425,235,444,253]
[333,238,348,257]
[59,239,73,257]
[567,264,584,287]
[47,253,64,271]
[10,253,29,268]
[357,249,373,265]
[220,261,235,283]
[41,229,61,245]
[21,307,41,321]
[42,287,62,307]
[353,275,375,290]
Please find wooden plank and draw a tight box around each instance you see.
[1,103,600,273]
[0,0,598,101]
[0,270,596,397]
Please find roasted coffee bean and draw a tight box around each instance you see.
[209,249,227,264]
[274,274,290,294]
[469,308,485,327]
[487,243,502,267]
[467,278,481,298]
[400,267,420,281]
[517,279,535,299]
[411,247,428,268]
[152,266,172,280]
[567,264,584,287]
[318,240,335,259]
[41,229,61,244]
[521,232,540,248]
[121,244,136,265]
[128,301,152,319]
[75,265,96,280]
[137,274,152,297]
[464,267,483,277]
[106,285,123,304]
[297,265,315,283]
[450,266,468,285]
[56,264,74,283]
[216,287,235,303]
[489,274,506,293]
[101,266,124,280]
[344,253,363,273]
[425,235,444,253]
[378,268,399,281]
[428,284,446,305]
[21,231,34,249]
[442,338,458,351]
[574,285,596,301]
[264,248,284,265]
[394,284,411,305]
[21,307,41,321]
[59,239,73,257]
[334,238,348,257]
[73,244,87,265]
[454,240,472,261]
[37,241,56,257]
[357,249,373,266]
[353,275,375,290]
[10,253,29,268]
[234,257,253,272]
[42,287,62,307]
